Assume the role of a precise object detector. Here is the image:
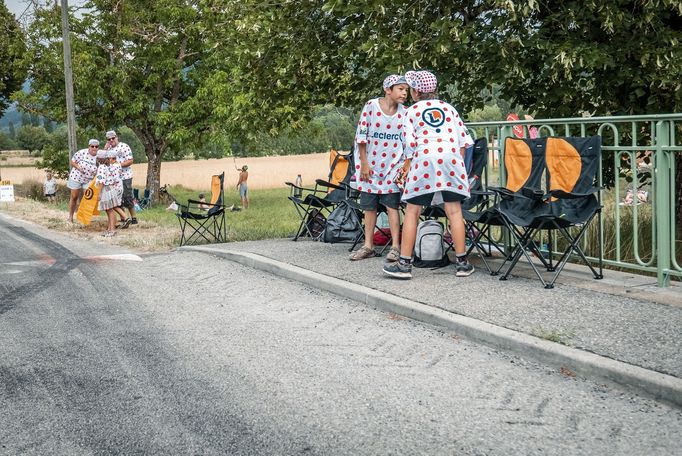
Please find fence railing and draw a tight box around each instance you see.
[466,114,682,287]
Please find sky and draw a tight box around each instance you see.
[4,0,88,19]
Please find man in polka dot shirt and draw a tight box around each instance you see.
[349,74,409,262]
[383,70,475,279]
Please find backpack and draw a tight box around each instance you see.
[322,202,362,243]
[413,220,450,268]
[305,209,326,239]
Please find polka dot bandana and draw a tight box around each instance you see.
[405,70,438,93]
[383,74,407,89]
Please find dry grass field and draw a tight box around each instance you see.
[0,152,333,190]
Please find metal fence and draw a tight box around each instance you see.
[467,114,681,287]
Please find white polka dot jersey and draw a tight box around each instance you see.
[401,100,473,201]
[351,98,406,195]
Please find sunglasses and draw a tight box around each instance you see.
[107,137,117,141]
[89,145,98,148]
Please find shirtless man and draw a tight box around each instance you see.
[237,165,249,209]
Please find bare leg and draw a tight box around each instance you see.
[113,206,127,221]
[443,201,466,255]
[106,209,117,232]
[362,210,377,249]
[68,188,82,222]
[400,203,422,259]
[386,207,401,250]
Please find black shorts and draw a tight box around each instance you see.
[122,179,134,209]
[358,191,401,211]
[405,191,466,206]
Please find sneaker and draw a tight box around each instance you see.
[383,261,412,279]
[385,247,401,263]
[349,246,379,261]
[455,261,475,277]
[130,218,138,225]
[117,218,132,229]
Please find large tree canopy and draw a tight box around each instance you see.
[16,0,208,199]
[0,2,27,116]
[198,0,681,129]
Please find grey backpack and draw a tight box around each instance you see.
[414,220,450,268]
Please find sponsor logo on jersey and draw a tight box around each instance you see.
[423,108,445,128]
[371,131,402,141]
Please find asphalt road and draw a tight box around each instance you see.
[1,217,681,455]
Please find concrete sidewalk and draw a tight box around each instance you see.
[182,239,682,407]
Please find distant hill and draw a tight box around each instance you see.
[0,104,22,130]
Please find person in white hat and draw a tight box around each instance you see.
[95,149,129,236]
[104,130,137,226]
[349,74,409,262]
[383,70,475,279]
[66,138,100,223]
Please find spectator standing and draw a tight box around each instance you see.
[67,139,100,223]
[44,171,57,203]
[349,74,409,262]
[237,165,249,209]
[383,70,475,279]
[104,130,137,225]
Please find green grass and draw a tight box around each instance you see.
[146,185,301,242]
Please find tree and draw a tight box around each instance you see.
[17,0,209,201]
[15,125,50,153]
[0,131,18,151]
[0,2,27,117]
[8,121,16,139]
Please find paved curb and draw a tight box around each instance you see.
[182,246,682,408]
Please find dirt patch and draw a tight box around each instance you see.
[1,152,333,190]
[1,198,177,252]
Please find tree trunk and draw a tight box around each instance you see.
[132,127,166,204]
[145,145,162,204]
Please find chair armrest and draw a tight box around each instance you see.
[315,179,344,191]
[521,187,545,200]
[550,187,601,199]
[285,182,318,193]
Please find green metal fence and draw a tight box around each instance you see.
[467,114,682,287]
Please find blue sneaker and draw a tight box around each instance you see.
[455,261,475,277]
[383,261,412,279]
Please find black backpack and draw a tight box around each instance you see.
[322,202,362,243]
[305,209,326,239]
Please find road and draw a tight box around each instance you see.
[1,216,680,455]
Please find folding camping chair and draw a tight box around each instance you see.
[497,136,603,288]
[464,137,550,274]
[285,147,356,241]
[176,173,227,246]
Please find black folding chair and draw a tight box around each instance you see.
[176,173,227,246]
[498,136,603,288]
[465,137,550,274]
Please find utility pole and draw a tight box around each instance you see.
[60,0,77,162]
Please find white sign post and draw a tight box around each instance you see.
[0,180,15,203]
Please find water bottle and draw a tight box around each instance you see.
[294,174,302,198]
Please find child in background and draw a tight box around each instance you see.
[96,150,129,237]
[383,70,475,279]
[44,171,57,203]
[197,193,210,210]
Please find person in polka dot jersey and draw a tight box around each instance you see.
[383,70,475,279]
[66,139,101,223]
[349,74,409,262]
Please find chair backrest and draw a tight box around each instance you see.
[462,137,489,211]
[504,137,546,192]
[546,136,601,195]
[328,147,354,189]
[546,136,601,222]
[207,172,224,215]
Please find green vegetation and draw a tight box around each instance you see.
[0,2,26,116]
[146,185,300,242]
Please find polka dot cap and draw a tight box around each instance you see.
[383,74,407,89]
[404,70,438,93]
